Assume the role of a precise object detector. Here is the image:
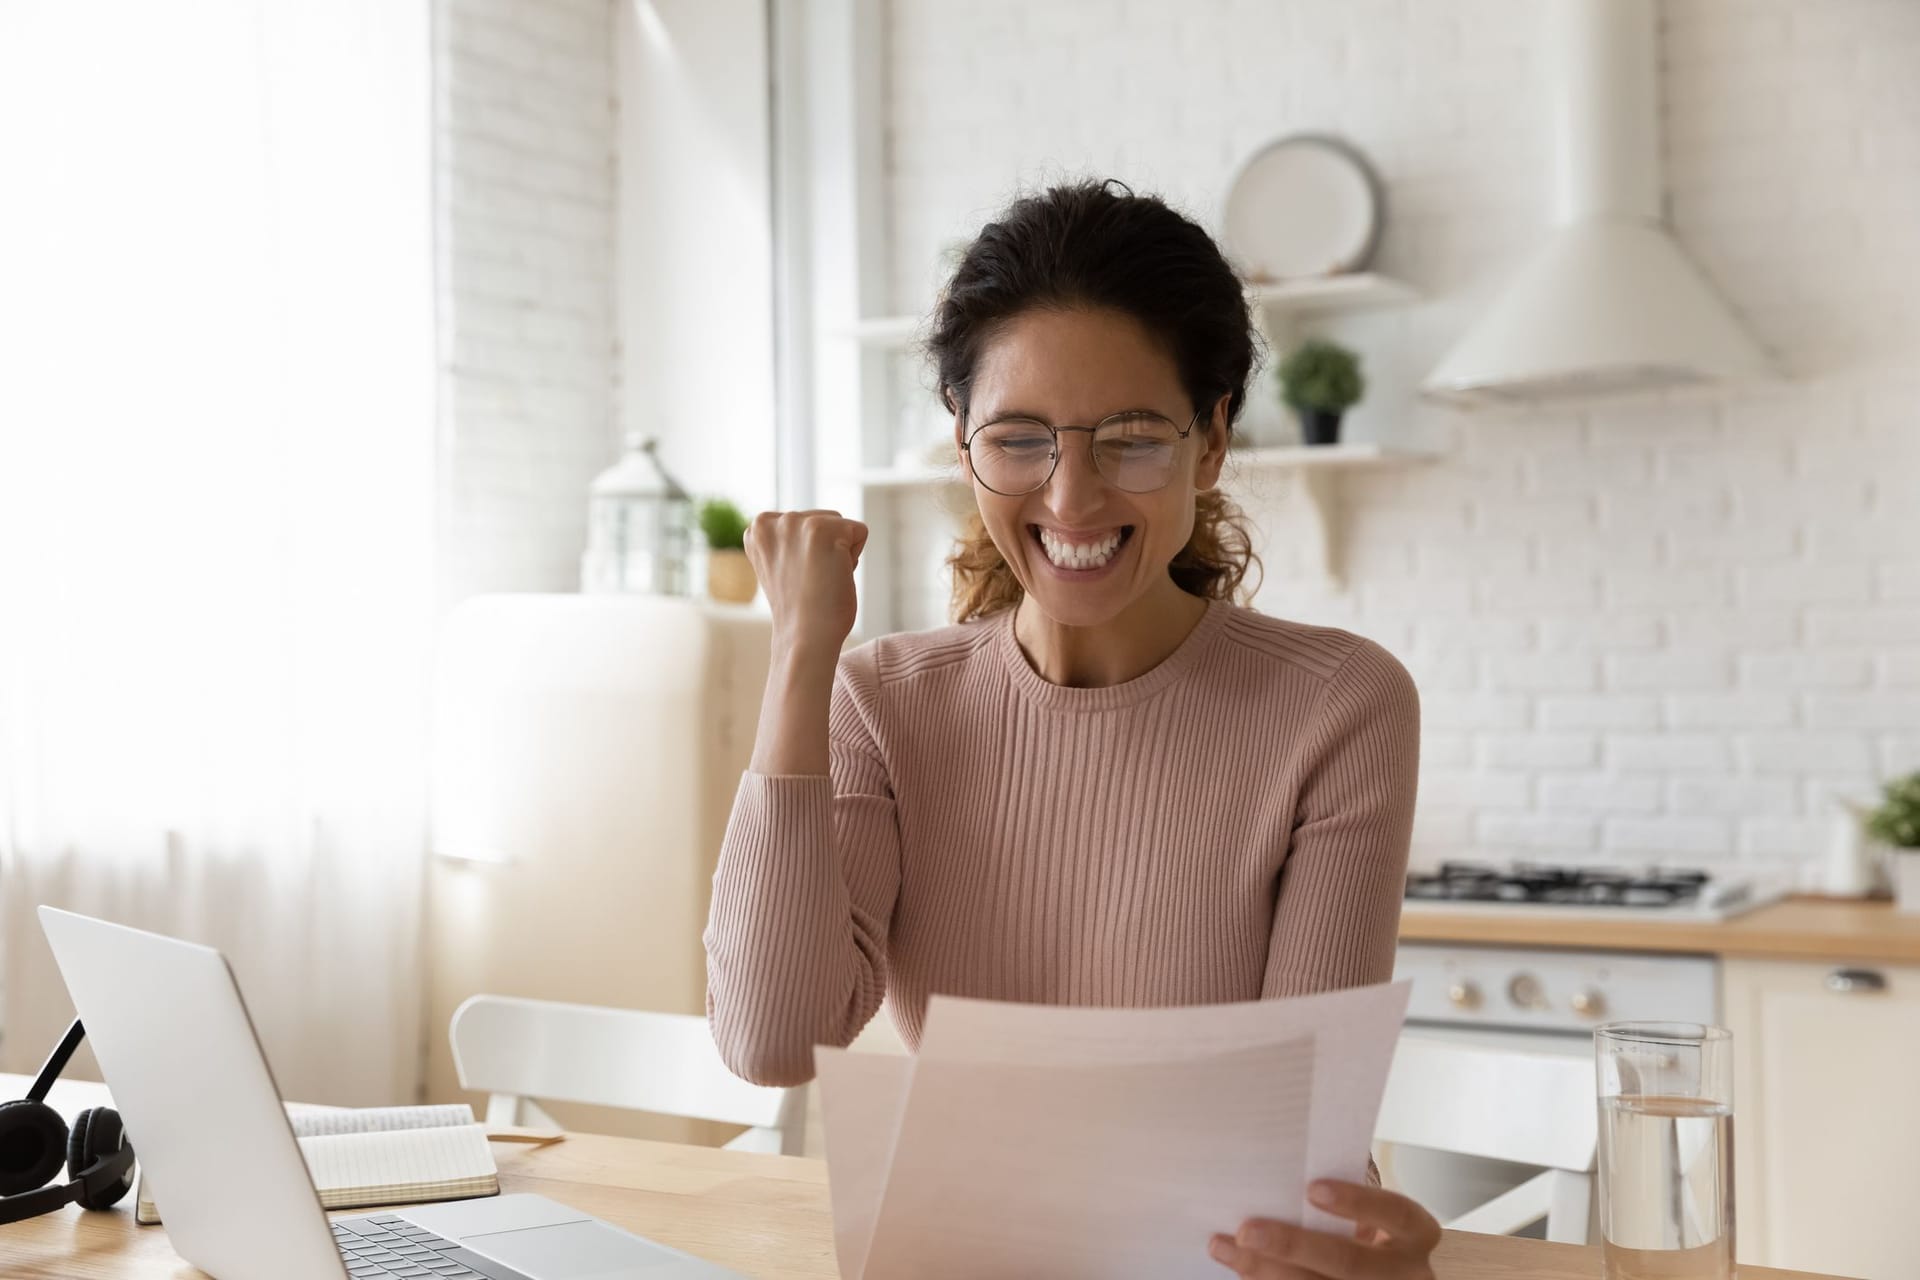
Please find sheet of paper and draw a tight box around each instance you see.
[815,982,1411,1279]
[912,981,1410,1234]
[863,1038,1314,1280]
[814,1048,915,1280]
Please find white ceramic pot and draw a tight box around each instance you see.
[1893,849,1920,916]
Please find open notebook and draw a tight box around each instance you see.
[135,1102,499,1224]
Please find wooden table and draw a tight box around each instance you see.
[0,1128,1857,1279]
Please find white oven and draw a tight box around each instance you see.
[1383,940,1721,1238]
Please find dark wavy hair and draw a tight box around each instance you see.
[927,178,1262,622]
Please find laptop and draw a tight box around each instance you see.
[38,906,747,1280]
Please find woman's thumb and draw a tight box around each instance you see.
[842,521,870,568]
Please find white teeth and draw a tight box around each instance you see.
[1037,527,1122,570]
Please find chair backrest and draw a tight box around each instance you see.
[1376,1033,1598,1170]
[1374,1033,1599,1244]
[448,994,792,1133]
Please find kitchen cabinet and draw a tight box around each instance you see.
[1721,956,1920,1278]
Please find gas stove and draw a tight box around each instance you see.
[1402,861,1787,922]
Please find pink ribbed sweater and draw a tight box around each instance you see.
[703,598,1421,1087]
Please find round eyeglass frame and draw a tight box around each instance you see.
[960,405,1208,497]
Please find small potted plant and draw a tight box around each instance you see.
[1276,338,1365,446]
[1866,772,1920,913]
[698,498,756,604]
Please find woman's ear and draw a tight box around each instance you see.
[1194,394,1231,491]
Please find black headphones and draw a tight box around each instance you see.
[0,1020,137,1224]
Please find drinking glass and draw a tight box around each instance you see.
[1595,1022,1735,1280]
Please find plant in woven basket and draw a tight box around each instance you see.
[697,498,757,603]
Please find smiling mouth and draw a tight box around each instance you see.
[1031,524,1133,571]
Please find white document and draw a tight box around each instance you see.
[815,982,1409,1280]
[816,1049,916,1280]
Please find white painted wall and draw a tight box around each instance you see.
[877,0,1920,875]
[436,0,780,601]
[615,0,779,516]
[434,0,618,605]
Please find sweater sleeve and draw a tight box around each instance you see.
[1260,639,1420,1000]
[702,647,902,1086]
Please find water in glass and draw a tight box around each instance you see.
[1599,1093,1735,1280]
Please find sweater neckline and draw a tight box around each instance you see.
[995,596,1231,712]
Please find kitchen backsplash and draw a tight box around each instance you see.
[881,0,1920,872]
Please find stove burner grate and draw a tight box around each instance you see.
[1405,861,1711,909]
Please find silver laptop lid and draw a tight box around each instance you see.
[39,906,344,1280]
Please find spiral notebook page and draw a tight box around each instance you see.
[300,1124,499,1208]
[289,1103,475,1139]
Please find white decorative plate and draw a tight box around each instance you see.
[1223,135,1382,283]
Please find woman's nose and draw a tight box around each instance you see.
[1044,431,1107,518]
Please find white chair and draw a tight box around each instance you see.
[448,994,808,1156]
[1373,1034,1598,1244]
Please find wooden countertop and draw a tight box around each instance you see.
[0,1129,1856,1280]
[1400,894,1920,964]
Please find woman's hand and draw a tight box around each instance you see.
[745,509,868,654]
[1208,1180,1440,1279]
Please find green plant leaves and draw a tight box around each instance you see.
[1275,338,1365,413]
[698,498,751,550]
[1866,772,1920,848]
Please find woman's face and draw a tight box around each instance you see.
[956,306,1229,630]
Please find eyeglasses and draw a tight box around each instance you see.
[961,406,1205,496]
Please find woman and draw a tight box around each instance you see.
[704,179,1437,1278]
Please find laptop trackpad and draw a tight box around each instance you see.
[463,1219,737,1278]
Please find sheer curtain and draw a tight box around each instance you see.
[0,0,435,1105]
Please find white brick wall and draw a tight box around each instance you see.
[434,0,616,606]
[880,0,1920,876]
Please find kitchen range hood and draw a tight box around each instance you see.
[1422,0,1772,408]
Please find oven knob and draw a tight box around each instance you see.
[1446,980,1482,1010]
[1507,973,1544,1010]
[1571,988,1607,1018]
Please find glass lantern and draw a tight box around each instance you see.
[580,436,692,595]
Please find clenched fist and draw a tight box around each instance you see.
[744,509,869,654]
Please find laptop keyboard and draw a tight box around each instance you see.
[331,1213,527,1280]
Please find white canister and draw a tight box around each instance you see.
[1893,850,1920,916]
[1822,803,1878,897]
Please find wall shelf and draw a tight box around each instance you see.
[1233,443,1435,586]
[1244,278,1429,588]
[1237,441,1431,470]
[1248,272,1419,315]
